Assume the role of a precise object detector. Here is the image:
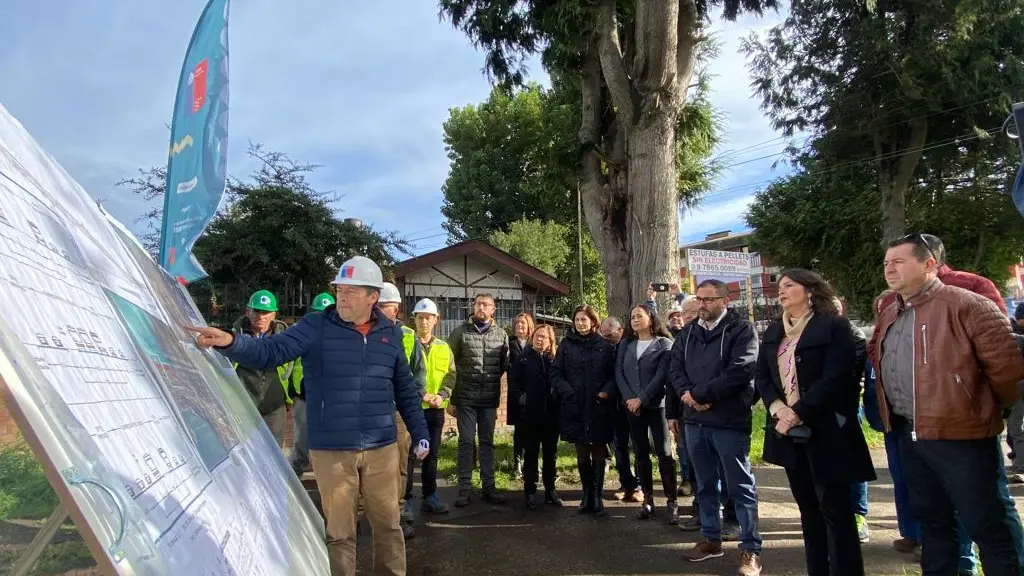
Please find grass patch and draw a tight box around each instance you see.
[437,406,887,489]
[29,540,95,575]
[0,438,59,520]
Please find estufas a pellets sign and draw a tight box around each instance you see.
[686,249,751,277]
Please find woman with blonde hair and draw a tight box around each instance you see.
[509,323,562,509]
[508,312,535,477]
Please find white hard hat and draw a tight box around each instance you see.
[331,256,383,288]
[379,282,402,304]
[413,298,439,316]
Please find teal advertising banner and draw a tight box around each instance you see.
[160,0,230,283]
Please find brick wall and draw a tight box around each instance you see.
[0,392,21,445]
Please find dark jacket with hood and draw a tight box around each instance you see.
[668,308,759,432]
[551,329,617,444]
[449,318,510,408]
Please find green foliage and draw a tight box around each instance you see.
[442,84,578,241]
[743,0,1024,313]
[0,438,58,520]
[489,219,570,277]
[31,540,95,575]
[746,168,887,318]
[439,0,780,85]
[488,218,606,315]
[119,144,408,322]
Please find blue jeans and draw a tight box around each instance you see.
[850,481,868,517]
[685,424,761,552]
[675,426,691,482]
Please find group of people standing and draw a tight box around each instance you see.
[190,230,1024,576]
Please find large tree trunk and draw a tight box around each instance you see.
[627,112,681,312]
[875,120,927,243]
[577,0,694,318]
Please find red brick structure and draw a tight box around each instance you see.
[0,392,20,445]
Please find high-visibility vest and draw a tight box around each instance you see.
[421,338,452,409]
[401,326,415,363]
[231,357,302,404]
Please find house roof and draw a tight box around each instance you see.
[680,231,754,253]
[393,239,570,295]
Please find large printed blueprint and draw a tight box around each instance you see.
[0,103,328,575]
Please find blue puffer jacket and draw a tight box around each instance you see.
[220,307,429,451]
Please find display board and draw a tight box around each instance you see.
[0,103,329,575]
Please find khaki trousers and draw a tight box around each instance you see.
[311,445,404,576]
[395,412,411,507]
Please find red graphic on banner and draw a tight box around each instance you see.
[190,59,208,113]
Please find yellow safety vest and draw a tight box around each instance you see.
[401,325,415,363]
[232,357,302,404]
[421,338,452,409]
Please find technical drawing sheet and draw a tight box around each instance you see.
[0,103,328,575]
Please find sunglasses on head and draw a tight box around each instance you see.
[896,233,937,262]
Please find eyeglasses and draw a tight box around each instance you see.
[895,233,937,262]
[695,296,726,304]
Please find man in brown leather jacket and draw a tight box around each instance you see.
[873,234,1024,576]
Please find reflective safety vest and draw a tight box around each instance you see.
[401,325,415,363]
[421,338,452,409]
[231,357,302,404]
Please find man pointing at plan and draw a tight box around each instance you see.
[187,255,429,576]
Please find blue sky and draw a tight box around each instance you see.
[0,1,792,256]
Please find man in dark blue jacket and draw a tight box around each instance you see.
[669,279,762,576]
[188,255,429,576]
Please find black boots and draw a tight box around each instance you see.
[593,461,606,517]
[577,460,595,514]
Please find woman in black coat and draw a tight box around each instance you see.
[755,269,875,576]
[615,303,678,522]
[551,304,617,516]
[507,313,535,478]
[508,324,562,510]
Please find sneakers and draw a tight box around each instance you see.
[544,489,563,507]
[855,514,870,543]
[678,483,693,497]
[401,522,415,540]
[454,490,471,508]
[525,493,537,510]
[401,501,414,523]
[685,538,724,562]
[679,515,702,532]
[738,550,762,576]
[892,537,920,554]
[722,521,741,542]
[421,494,449,515]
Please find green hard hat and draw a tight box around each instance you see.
[247,290,278,312]
[311,292,335,311]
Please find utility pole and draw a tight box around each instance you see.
[577,182,584,304]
